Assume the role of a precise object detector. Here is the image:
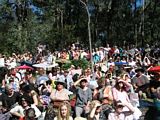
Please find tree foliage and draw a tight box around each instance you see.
[0,0,160,54]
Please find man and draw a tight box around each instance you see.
[131,68,149,92]
[63,70,73,90]
[1,84,20,110]
[74,78,92,117]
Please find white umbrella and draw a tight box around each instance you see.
[32,62,58,69]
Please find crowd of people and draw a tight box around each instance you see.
[0,43,159,120]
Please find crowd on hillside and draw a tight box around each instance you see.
[0,43,159,120]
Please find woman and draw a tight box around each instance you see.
[108,101,141,120]
[50,79,72,108]
[54,102,73,120]
[112,79,131,104]
[21,84,39,106]
[10,97,41,119]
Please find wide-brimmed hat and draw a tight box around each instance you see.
[55,78,66,85]
[117,79,131,88]
[135,67,144,72]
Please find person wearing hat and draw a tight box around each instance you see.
[88,100,106,120]
[108,101,141,120]
[63,70,74,90]
[131,67,149,92]
[50,78,72,108]
[73,78,92,117]
[112,79,131,105]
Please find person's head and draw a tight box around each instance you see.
[64,70,69,77]
[55,80,65,91]
[57,102,71,119]
[20,97,30,107]
[135,67,144,76]
[91,100,102,114]
[5,84,14,95]
[115,79,126,91]
[115,101,124,114]
[80,78,88,88]
[25,108,36,120]
[97,77,106,88]
[38,68,45,75]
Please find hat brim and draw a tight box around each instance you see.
[55,81,66,85]
[135,68,144,72]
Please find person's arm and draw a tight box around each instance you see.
[10,106,24,118]
[31,91,38,106]
[73,77,85,86]
[112,88,118,101]
[89,103,99,119]
[121,102,135,114]
[31,104,41,118]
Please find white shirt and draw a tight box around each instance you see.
[10,104,41,118]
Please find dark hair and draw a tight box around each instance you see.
[115,81,126,91]
[25,108,36,120]
[46,80,52,85]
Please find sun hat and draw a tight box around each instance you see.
[135,67,144,72]
[54,78,66,85]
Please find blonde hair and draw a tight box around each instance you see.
[57,101,71,120]
[90,100,101,109]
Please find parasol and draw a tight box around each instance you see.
[17,65,33,70]
[32,62,58,69]
[148,66,160,72]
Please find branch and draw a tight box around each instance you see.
[80,0,87,7]
[80,0,90,19]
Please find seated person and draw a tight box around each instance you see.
[54,101,73,120]
[10,97,41,119]
[108,101,142,120]
[1,84,20,110]
[88,100,107,120]
[50,79,72,107]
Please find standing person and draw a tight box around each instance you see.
[54,102,73,120]
[74,78,92,117]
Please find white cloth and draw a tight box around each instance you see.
[10,104,41,118]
